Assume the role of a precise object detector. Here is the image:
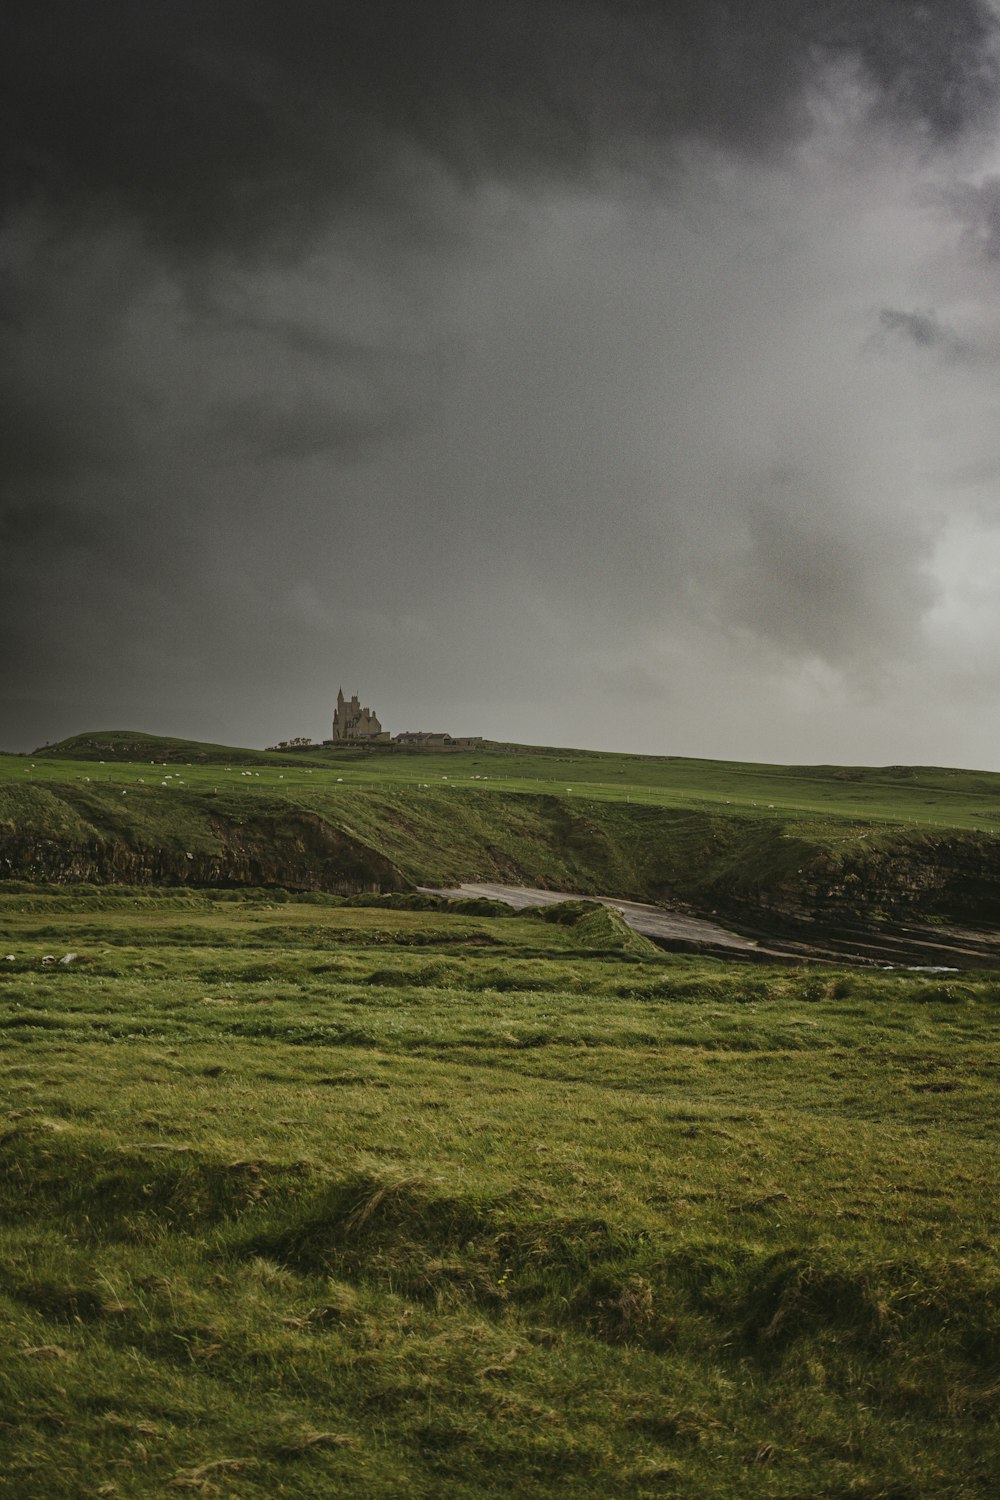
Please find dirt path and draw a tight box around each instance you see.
[422,882,1000,969]
[421,882,760,952]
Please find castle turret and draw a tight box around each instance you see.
[332,687,347,741]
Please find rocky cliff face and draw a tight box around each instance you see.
[0,807,409,895]
[737,831,1000,925]
[3,779,999,934]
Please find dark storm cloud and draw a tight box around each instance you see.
[873,307,976,361]
[3,1,997,259]
[3,2,1000,761]
[0,385,120,484]
[0,499,109,553]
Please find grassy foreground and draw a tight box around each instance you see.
[1,886,997,1497]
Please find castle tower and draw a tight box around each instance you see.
[331,685,386,742]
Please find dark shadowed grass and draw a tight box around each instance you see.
[0,890,997,1496]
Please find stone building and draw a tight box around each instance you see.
[323,686,482,749]
[329,688,390,743]
[393,731,483,749]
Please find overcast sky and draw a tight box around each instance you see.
[4,1,1000,767]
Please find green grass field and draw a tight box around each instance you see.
[1,887,997,1497]
[11,729,1000,832]
[4,734,1000,935]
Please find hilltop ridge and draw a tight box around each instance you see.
[32,728,1000,796]
[33,729,327,767]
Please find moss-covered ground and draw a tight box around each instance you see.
[1,887,997,1497]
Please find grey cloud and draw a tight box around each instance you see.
[872,307,976,361]
[825,1,1000,138]
[713,472,937,668]
[945,175,1000,261]
[879,308,945,347]
[203,395,405,463]
[217,317,384,369]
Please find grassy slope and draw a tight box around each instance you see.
[5,741,1000,927]
[0,772,881,914]
[0,889,997,1497]
[28,730,1000,829]
[31,729,315,767]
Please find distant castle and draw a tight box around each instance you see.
[329,688,389,744]
[269,687,482,753]
[323,687,482,751]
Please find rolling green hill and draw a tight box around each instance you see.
[4,733,1000,937]
[32,729,1000,831]
[33,729,322,768]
